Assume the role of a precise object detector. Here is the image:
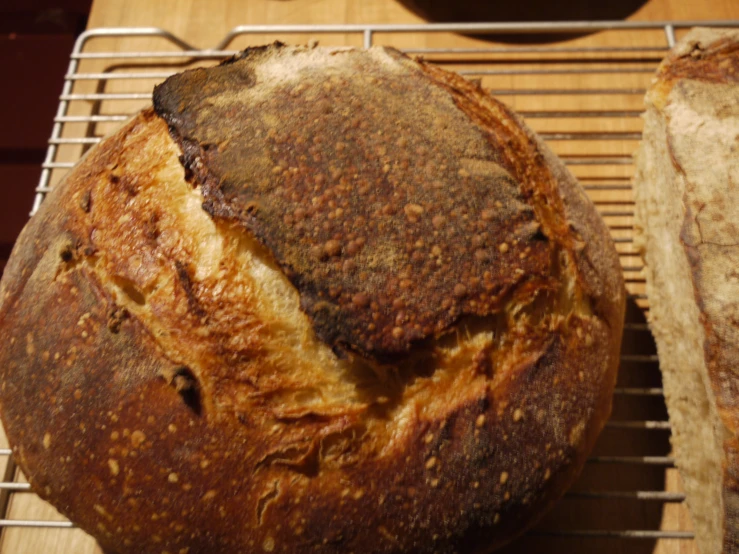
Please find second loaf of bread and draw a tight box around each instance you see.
[635,27,739,554]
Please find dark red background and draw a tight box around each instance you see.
[0,0,92,276]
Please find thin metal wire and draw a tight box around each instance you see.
[72,50,240,59]
[54,115,129,123]
[7,484,691,498]
[64,72,178,80]
[0,483,30,492]
[32,36,84,216]
[49,132,639,145]
[0,456,17,530]
[582,184,633,190]
[621,355,659,363]
[665,25,677,48]
[601,210,637,216]
[0,520,75,529]
[403,45,670,54]
[458,67,657,75]
[587,456,675,466]
[3,523,692,537]
[613,388,664,395]
[59,92,152,100]
[51,90,643,104]
[49,138,101,145]
[567,491,685,501]
[209,21,739,50]
[606,421,671,430]
[567,491,685,502]
[530,530,693,539]
[562,158,633,166]
[520,110,643,117]
[48,110,642,124]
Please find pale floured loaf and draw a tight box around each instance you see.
[635,27,739,554]
[0,44,625,554]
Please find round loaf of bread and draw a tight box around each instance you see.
[0,44,625,554]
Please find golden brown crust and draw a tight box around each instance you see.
[0,46,624,554]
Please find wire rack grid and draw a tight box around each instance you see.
[2,19,738,554]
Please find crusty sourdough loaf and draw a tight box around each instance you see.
[0,44,625,554]
[634,28,739,554]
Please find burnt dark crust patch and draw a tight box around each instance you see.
[153,44,555,361]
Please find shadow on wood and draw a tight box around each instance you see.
[395,0,649,42]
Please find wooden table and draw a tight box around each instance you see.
[1,0,738,553]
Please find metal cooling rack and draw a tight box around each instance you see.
[3,19,739,554]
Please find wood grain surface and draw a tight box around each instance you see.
[1,0,737,552]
